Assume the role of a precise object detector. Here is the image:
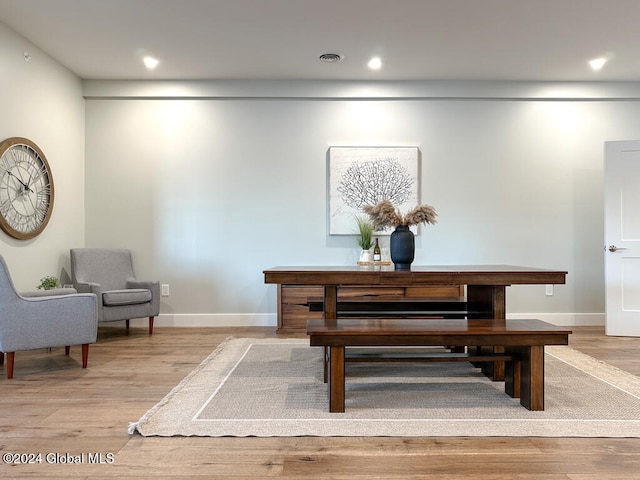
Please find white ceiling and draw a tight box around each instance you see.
[0,0,639,82]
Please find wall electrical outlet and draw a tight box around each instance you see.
[545,284,553,296]
[161,284,170,297]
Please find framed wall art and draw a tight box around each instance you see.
[328,146,420,235]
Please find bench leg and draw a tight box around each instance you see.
[477,346,506,381]
[519,345,545,411]
[504,348,521,399]
[323,346,329,383]
[329,346,346,413]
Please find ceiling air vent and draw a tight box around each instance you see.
[318,53,344,63]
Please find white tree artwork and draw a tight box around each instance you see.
[328,146,419,235]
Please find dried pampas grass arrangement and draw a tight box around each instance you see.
[363,199,437,230]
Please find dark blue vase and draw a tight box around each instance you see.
[390,225,415,270]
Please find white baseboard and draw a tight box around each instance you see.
[119,312,603,328]
[123,313,278,328]
[506,313,604,327]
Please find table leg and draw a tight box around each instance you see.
[468,285,506,381]
[323,285,338,321]
[519,345,545,411]
[329,346,346,412]
[466,284,506,321]
[323,286,338,383]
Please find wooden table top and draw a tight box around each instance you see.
[264,265,567,286]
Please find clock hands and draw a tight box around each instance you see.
[1,170,38,218]
[6,170,34,193]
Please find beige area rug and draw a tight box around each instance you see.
[129,337,640,437]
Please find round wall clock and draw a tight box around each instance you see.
[0,137,55,240]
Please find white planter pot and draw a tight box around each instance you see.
[359,249,372,263]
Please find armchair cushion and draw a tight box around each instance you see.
[103,289,152,306]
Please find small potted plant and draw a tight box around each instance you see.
[354,215,374,263]
[37,275,60,290]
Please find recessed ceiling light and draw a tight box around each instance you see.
[368,57,382,70]
[589,57,607,71]
[318,53,344,63]
[143,56,159,70]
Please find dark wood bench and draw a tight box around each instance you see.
[306,318,571,413]
[306,295,471,318]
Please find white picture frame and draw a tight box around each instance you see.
[328,146,420,235]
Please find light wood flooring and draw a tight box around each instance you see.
[1,325,640,479]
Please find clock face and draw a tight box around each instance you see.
[0,137,54,240]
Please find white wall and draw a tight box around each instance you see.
[83,81,640,327]
[0,22,85,290]
[1,18,636,327]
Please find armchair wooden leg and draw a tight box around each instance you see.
[6,352,14,379]
[0,351,3,365]
[149,316,154,335]
[126,319,130,332]
[65,346,70,356]
[81,344,89,369]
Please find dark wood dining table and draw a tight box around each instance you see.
[263,265,568,380]
[264,264,567,320]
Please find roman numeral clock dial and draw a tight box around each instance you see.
[0,137,54,240]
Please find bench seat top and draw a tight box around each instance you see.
[307,318,572,347]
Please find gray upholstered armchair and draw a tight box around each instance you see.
[70,248,160,335]
[0,255,98,379]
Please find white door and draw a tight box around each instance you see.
[604,140,640,336]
